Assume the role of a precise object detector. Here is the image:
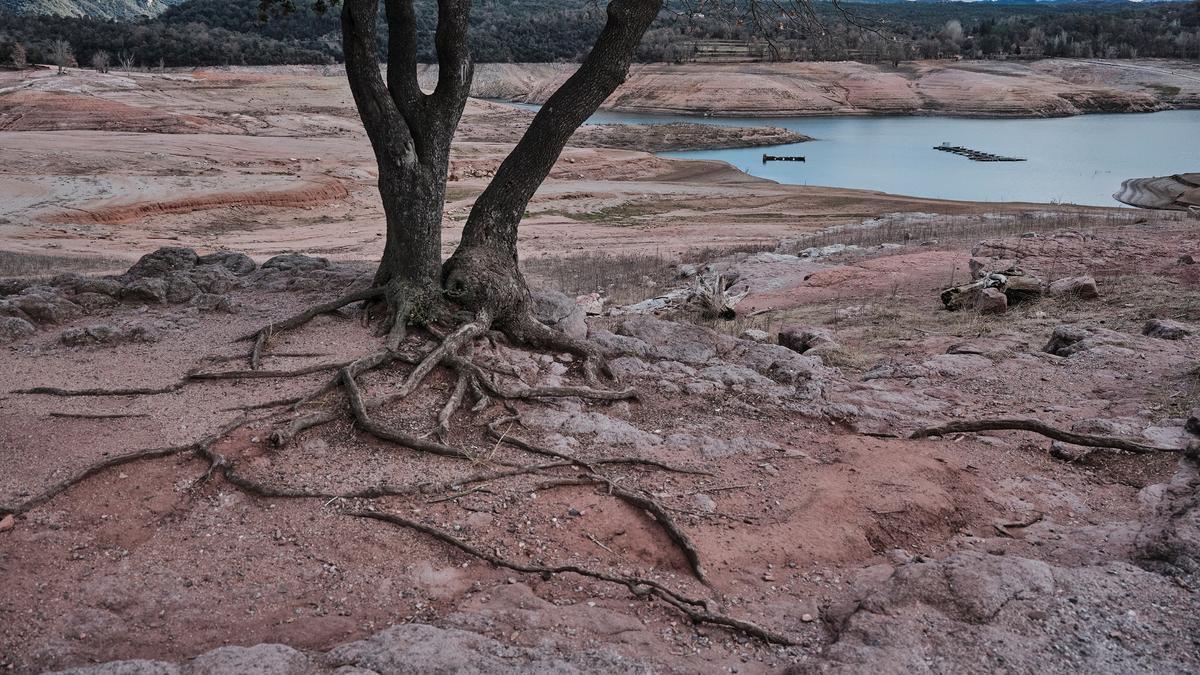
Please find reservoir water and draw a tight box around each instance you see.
[570,107,1200,207]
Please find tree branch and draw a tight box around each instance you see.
[458,0,662,254]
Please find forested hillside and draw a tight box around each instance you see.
[1,0,1197,69]
[0,0,185,20]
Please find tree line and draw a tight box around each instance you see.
[2,0,1198,70]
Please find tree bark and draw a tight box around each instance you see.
[342,0,472,301]
[443,0,662,324]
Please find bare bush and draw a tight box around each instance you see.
[49,39,74,74]
[117,51,136,71]
[91,50,111,73]
[9,42,27,69]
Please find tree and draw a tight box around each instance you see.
[117,50,136,71]
[50,39,74,74]
[252,0,667,380]
[10,42,27,69]
[91,49,111,73]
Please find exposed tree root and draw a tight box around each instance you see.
[501,314,614,386]
[0,417,249,517]
[17,358,353,398]
[348,510,796,646]
[436,373,470,440]
[536,477,711,587]
[483,417,707,476]
[242,285,384,369]
[340,368,476,461]
[48,412,150,420]
[912,418,1181,455]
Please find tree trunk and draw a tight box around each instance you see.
[443,0,662,326]
[341,0,473,316]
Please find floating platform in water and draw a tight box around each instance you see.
[935,144,1025,162]
[763,154,805,163]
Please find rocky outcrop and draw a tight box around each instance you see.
[1115,173,1200,212]
[51,623,650,675]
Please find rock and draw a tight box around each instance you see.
[124,247,198,278]
[121,278,168,304]
[325,622,630,673]
[186,265,240,295]
[1187,411,1200,436]
[0,514,14,532]
[778,326,836,354]
[261,252,330,272]
[1143,319,1192,340]
[677,263,698,279]
[999,269,1044,304]
[52,273,122,297]
[740,328,769,343]
[11,290,83,324]
[0,299,30,321]
[0,316,35,343]
[968,258,987,279]
[975,287,1008,314]
[72,292,119,310]
[575,292,604,316]
[60,323,160,347]
[1050,441,1092,462]
[1043,324,1131,357]
[1047,276,1100,299]
[693,493,717,513]
[49,660,179,675]
[190,293,235,313]
[197,251,257,275]
[530,288,587,340]
[164,273,200,303]
[1180,254,1196,265]
[188,644,310,675]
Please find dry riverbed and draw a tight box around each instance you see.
[1,64,1199,674]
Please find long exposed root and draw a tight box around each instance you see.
[912,417,1181,455]
[348,510,796,646]
[537,477,711,587]
[243,285,385,369]
[436,374,470,440]
[341,368,476,461]
[0,416,251,517]
[484,417,709,476]
[501,313,615,386]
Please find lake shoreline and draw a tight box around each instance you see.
[466,59,1200,121]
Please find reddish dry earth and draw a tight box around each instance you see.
[0,66,1198,674]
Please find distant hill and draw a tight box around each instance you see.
[1,0,1196,67]
[0,0,186,20]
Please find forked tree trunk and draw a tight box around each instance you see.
[342,0,661,331]
[342,0,471,304]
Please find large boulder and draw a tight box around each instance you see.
[530,288,587,340]
[1043,324,1136,357]
[0,316,35,344]
[11,288,83,324]
[1047,276,1099,299]
[124,247,198,279]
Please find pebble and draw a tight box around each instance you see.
[0,514,14,532]
[801,613,814,623]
